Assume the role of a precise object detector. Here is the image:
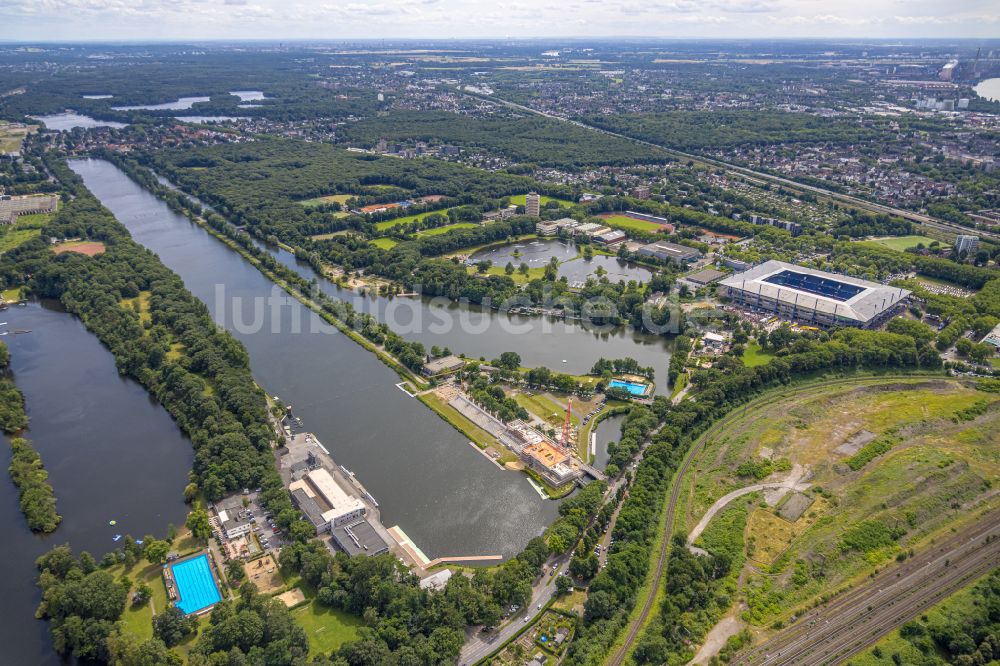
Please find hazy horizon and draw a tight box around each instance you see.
[2,0,998,43]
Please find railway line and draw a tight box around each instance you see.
[733,511,1000,665]
[462,89,1000,244]
[603,373,961,666]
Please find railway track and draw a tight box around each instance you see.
[461,90,1000,244]
[603,374,957,666]
[733,511,1000,665]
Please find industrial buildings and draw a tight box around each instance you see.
[719,260,910,328]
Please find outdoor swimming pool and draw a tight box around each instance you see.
[169,553,221,614]
[608,379,649,396]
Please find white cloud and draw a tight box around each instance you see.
[0,0,996,39]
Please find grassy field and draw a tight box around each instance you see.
[0,121,36,154]
[861,235,950,252]
[675,377,1000,633]
[514,391,580,430]
[419,392,508,458]
[509,193,574,208]
[599,214,667,233]
[298,194,354,207]
[0,228,41,253]
[292,601,363,657]
[374,208,454,232]
[742,341,774,367]
[415,222,479,237]
[370,237,399,250]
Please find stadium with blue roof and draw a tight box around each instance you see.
[719,260,910,329]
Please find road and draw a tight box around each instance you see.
[459,422,652,665]
[458,553,565,666]
[732,511,1000,665]
[460,89,1000,244]
[686,476,810,546]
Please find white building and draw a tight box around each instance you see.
[290,468,366,532]
[955,235,980,257]
[217,509,253,540]
[719,260,910,328]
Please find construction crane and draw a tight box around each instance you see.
[561,397,573,449]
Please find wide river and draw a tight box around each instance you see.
[1,301,192,664]
[71,158,566,561]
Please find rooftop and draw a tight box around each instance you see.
[330,518,391,557]
[719,260,910,324]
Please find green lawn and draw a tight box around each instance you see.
[415,222,479,237]
[419,392,497,451]
[292,601,363,656]
[742,341,775,367]
[989,357,1000,370]
[0,228,41,253]
[298,194,354,207]
[509,193,574,208]
[371,237,399,250]
[861,235,949,252]
[600,214,667,233]
[515,392,579,429]
[375,208,455,232]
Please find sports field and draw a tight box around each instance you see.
[371,237,399,250]
[599,213,667,232]
[415,222,479,237]
[0,122,36,154]
[298,194,353,207]
[293,601,363,656]
[375,208,454,232]
[52,240,106,256]
[861,235,949,252]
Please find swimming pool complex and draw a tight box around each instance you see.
[608,379,649,396]
[169,553,221,614]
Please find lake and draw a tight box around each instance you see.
[30,113,127,131]
[0,301,192,664]
[70,158,564,561]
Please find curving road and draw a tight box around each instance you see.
[732,511,1000,665]
[604,374,949,666]
[686,476,810,547]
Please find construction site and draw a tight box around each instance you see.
[437,383,605,493]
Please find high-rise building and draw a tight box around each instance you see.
[955,235,980,257]
[525,192,540,217]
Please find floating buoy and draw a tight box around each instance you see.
[109,520,117,526]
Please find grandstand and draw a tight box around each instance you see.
[719,260,909,328]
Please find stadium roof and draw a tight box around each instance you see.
[719,260,910,324]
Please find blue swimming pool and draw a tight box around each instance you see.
[608,379,649,396]
[170,554,221,614]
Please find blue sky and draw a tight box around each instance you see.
[1,0,997,41]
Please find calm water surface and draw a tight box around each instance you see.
[71,158,562,561]
[0,301,191,664]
